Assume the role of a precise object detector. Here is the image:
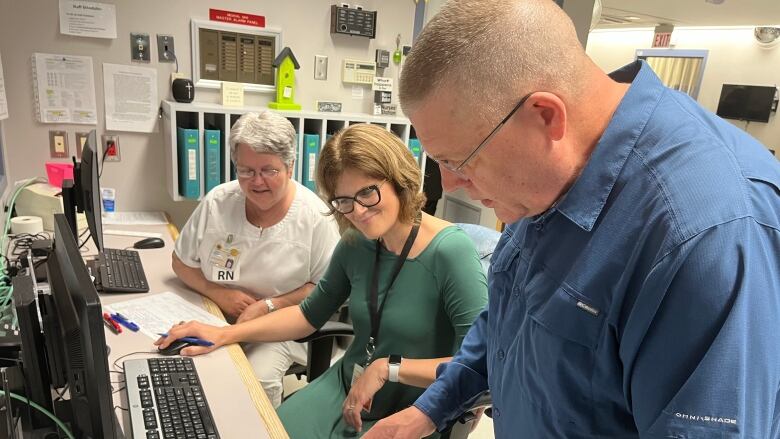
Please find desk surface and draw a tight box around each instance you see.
[98,222,289,439]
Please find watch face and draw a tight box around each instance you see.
[389,354,402,364]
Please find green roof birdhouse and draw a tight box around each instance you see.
[268,47,301,111]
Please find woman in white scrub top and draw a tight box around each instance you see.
[172,111,340,407]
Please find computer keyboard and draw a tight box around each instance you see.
[124,357,220,439]
[95,247,149,293]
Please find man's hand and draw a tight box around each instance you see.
[208,288,257,318]
[362,406,436,439]
[237,299,271,323]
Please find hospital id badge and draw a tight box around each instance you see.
[351,363,365,387]
[208,242,240,282]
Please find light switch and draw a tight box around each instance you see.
[49,130,68,158]
[157,34,176,63]
[314,55,328,80]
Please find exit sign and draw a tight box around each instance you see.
[653,32,672,47]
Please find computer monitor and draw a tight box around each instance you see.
[13,214,116,437]
[716,84,776,123]
[62,129,104,251]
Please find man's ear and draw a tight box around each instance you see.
[529,92,567,142]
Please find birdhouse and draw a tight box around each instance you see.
[268,47,301,111]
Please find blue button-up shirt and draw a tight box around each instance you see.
[414,61,780,438]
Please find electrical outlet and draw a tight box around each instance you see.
[314,55,328,80]
[130,33,151,62]
[49,130,68,158]
[75,132,89,159]
[102,134,120,162]
[157,34,176,63]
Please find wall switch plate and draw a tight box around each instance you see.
[49,130,68,158]
[157,34,176,63]
[102,134,120,162]
[314,55,328,80]
[131,33,151,62]
[75,132,90,159]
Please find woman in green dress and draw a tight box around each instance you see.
[157,124,488,438]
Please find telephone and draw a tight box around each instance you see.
[342,59,376,85]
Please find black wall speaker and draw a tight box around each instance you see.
[172,78,195,103]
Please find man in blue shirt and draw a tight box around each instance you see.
[364,0,780,438]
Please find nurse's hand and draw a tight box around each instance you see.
[362,406,436,439]
[343,358,389,432]
[208,288,257,318]
[154,321,228,356]
[236,299,270,323]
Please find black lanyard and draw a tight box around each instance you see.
[364,221,420,365]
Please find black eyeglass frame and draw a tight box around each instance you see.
[329,181,387,214]
[431,92,535,178]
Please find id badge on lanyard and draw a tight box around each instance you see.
[208,234,241,282]
[363,220,420,367]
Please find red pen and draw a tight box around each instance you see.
[103,312,122,334]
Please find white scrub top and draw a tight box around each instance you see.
[174,180,340,299]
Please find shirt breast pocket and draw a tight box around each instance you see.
[522,282,606,426]
[528,283,605,349]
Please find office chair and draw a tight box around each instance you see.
[288,223,501,437]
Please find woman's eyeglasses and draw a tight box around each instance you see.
[235,167,281,180]
[329,181,386,214]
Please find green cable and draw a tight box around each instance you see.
[0,389,75,439]
[0,178,43,314]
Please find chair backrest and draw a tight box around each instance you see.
[455,223,501,274]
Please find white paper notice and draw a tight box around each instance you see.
[32,53,97,124]
[59,0,117,39]
[104,292,228,341]
[0,53,8,120]
[103,63,158,133]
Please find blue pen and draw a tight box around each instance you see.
[157,333,215,347]
[111,313,140,332]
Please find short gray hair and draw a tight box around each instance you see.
[229,111,296,167]
[400,0,588,121]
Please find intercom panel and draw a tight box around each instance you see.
[330,5,377,38]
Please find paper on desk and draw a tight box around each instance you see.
[102,211,168,225]
[104,292,228,341]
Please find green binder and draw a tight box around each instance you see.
[177,127,200,199]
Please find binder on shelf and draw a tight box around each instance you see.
[177,127,200,199]
[408,138,422,165]
[301,134,320,191]
[204,129,221,194]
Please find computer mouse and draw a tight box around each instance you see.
[133,237,165,249]
[157,339,193,356]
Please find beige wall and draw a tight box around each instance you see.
[587,27,780,156]
[0,0,415,227]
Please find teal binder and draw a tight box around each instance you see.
[204,129,221,194]
[302,134,320,191]
[408,138,422,165]
[177,127,200,199]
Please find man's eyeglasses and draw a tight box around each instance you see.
[431,92,533,179]
[235,166,281,180]
[329,181,386,214]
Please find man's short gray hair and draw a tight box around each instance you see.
[400,0,587,121]
[229,111,296,167]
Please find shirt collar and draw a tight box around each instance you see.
[554,60,665,231]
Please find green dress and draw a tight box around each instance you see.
[277,226,488,438]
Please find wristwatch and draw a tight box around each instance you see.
[265,298,276,313]
[388,354,402,383]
